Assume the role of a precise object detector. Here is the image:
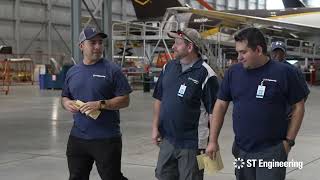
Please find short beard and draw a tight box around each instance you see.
[176,54,188,61]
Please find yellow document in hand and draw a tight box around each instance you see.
[74,100,101,120]
[197,154,206,170]
[197,151,224,175]
[203,150,224,175]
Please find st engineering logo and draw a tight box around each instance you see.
[233,158,303,170]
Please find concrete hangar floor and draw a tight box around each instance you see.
[0,85,319,180]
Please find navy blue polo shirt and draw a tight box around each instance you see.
[218,60,307,152]
[61,58,132,139]
[282,60,310,119]
[153,59,219,149]
[282,60,310,97]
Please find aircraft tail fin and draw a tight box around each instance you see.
[131,0,182,20]
[282,0,306,8]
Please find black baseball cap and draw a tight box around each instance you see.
[79,27,107,44]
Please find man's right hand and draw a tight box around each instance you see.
[152,127,162,146]
[205,141,219,159]
[63,100,78,113]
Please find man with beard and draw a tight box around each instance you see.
[152,28,220,180]
[206,27,308,180]
[61,27,131,180]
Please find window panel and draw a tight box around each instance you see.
[239,0,246,9]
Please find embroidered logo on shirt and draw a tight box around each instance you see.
[188,77,199,84]
[93,74,106,78]
[263,78,277,83]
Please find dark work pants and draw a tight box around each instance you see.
[66,135,127,180]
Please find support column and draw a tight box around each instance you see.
[121,0,127,21]
[103,0,112,60]
[47,0,52,60]
[212,0,216,9]
[225,0,228,10]
[71,0,81,63]
[235,0,239,10]
[15,0,21,57]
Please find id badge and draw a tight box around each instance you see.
[177,84,187,97]
[256,85,266,98]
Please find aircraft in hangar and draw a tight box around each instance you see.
[131,0,320,58]
[122,0,320,77]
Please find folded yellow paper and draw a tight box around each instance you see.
[197,154,206,170]
[74,100,101,120]
[197,151,224,175]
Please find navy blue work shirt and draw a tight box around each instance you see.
[61,58,132,139]
[282,60,310,119]
[283,60,310,98]
[153,59,219,149]
[218,60,308,152]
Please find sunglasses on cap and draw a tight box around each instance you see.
[175,30,195,44]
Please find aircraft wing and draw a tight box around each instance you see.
[168,7,320,34]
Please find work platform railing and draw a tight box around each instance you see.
[112,20,226,79]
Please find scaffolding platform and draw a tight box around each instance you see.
[0,58,34,95]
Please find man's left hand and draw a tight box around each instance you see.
[282,140,291,155]
[79,101,101,115]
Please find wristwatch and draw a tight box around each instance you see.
[285,138,295,147]
[100,100,106,110]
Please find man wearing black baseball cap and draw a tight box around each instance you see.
[270,41,310,119]
[78,27,108,44]
[270,41,309,98]
[61,27,131,180]
[270,41,287,62]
